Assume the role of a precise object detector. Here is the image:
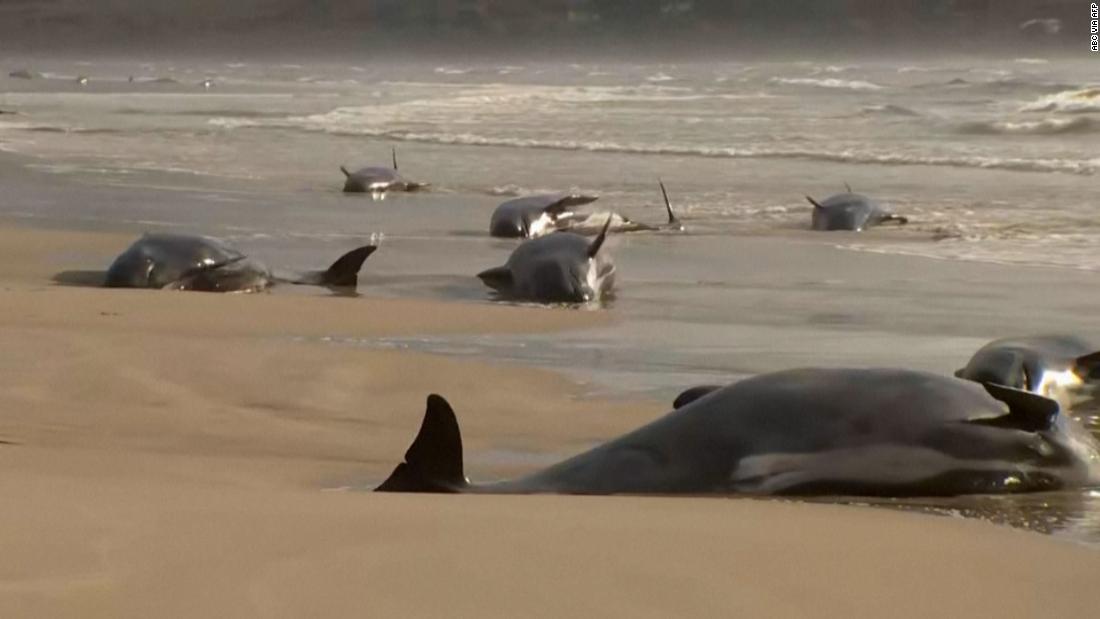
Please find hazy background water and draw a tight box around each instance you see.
[3,53,1100,542]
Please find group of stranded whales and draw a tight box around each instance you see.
[88,151,1100,500]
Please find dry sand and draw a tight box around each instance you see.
[1,223,1098,618]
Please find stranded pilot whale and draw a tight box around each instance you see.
[477,217,615,303]
[377,368,1100,497]
[561,181,684,235]
[489,193,599,239]
[955,335,1100,409]
[805,185,908,231]
[104,233,377,292]
[340,148,427,194]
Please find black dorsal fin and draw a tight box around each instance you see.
[340,165,352,178]
[476,265,514,292]
[588,215,613,258]
[659,180,679,225]
[320,244,378,288]
[805,195,825,210]
[376,395,466,492]
[977,382,1060,432]
[392,147,398,171]
[673,385,722,409]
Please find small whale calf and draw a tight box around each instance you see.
[477,217,615,304]
[956,335,1100,410]
[805,186,908,231]
[562,181,683,235]
[105,233,377,292]
[341,148,427,194]
[489,193,599,239]
[377,369,1100,497]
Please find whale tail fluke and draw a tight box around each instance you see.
[376,394,466,493]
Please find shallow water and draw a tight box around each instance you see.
[4,53,1100,543]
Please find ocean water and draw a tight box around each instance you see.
[3,53,1100,542]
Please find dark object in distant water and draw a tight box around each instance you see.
[341,148,428,194]
[805,188,907,231]
[376,368,1100,496]
[489,192,599,238]
[0,109,16,115]
[104,233,377,292]
[955,335,1100,410]
[477,216,615,303]
[8,69,39,79]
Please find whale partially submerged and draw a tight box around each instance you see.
[477,217,615,304]
[489,193,599,239]
[805,186,908,231]
[341,148,427,194]
[377,368,1100,497]
[956,335,1100,410]
[561,181,683,235]
[104,233,377,292]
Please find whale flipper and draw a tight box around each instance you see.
[673,385,722,409]
[975,383,1059,432]
[376,394,466,493]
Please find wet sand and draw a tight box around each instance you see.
[2,222,1099,618]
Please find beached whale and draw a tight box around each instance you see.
[561,181,684,235]
[341,148,427,194]
[805,187,908,231]
[489,193,599,238]
[477,217,615,303]
[956,335,1100,410]
[377,368,1100,497]
[104,233,377,292]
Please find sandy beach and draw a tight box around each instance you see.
[1,221,1099,618]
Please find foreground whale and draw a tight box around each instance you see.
[104,233,377,292]
[489,193,599,239]
[477,217,615,303]
[956,335,1100,409]
[341,148,427,194]
[805,187,908,231]
[377,368,1100,497]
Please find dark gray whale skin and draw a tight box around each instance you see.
[477,218,615,304]
[489,193,598,239]
[377,368,1100,497]
[955,335,1100,404]
[104,233,377,292]
[340,149,426,193]
[806,192,908,231]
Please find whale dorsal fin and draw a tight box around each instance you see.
[844,181,852,193]
[588,215,613,258]
[340,166,352,178]
[476,266,513,292]
[320,244,378,288]
[673,385,722,409]
[392,147,398,171]
[805,196,825,210]
[659,180,679,226]
[376,394,466,493]
[975,382,1059,432]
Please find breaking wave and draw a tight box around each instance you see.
[769,77,884,91]
[1020,88,1100,114]
[955,116,1098,136]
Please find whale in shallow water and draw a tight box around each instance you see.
[377,368,1100,497]
[477,216,615,304]
[956,335,1100,410]
[561,181,684,235]
[341,148,427,194]
[104,233,377,292]
[489,193,599,239]
[805,187,908,231]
